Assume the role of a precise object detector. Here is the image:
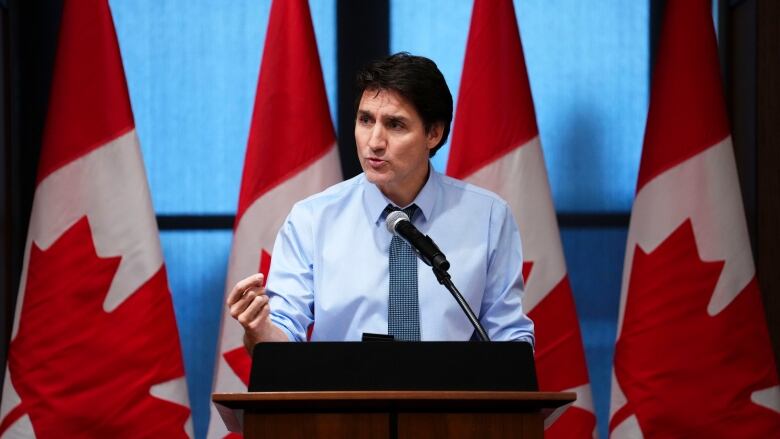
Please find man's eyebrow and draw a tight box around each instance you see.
[384,115,409,124]
[356,109,374,118]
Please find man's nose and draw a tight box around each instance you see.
[367,124,386,150]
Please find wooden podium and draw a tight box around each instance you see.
[212,342,575,438]
[213,390,574,438]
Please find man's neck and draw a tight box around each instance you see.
[380,166,430,207]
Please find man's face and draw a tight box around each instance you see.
[355,89,442,206]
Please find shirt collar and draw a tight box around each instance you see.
[363,165,440,225]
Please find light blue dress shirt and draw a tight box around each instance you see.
[266,168,534,344]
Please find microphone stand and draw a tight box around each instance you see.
[432,267,490,342]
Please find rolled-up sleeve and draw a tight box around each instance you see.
[479,200,535,345]
[266,203,316,342]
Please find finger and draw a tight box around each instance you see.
[237,284,268,308]
[237,294,269,327]
[229,288,263,317]
[248,301,271,331]
[226,273,265,306]
[228,273,264,305]
[229,297,249,319]
[243,283,267,299]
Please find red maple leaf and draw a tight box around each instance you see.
[527,260,596,437]
[612,219,780,437]
[2,217,190,438]
[223,347,251,387]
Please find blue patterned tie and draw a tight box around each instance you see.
[386,204,421,341]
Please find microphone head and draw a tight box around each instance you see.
[385,210,409,234]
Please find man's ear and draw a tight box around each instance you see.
[426,122,444,150]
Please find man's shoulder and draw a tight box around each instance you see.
[291,173,365,212]
[436,172,510,210]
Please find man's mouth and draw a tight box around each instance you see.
[366,157,386,168]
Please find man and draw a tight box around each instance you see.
[227,53,533,349]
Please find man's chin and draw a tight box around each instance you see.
[363,169,388,184]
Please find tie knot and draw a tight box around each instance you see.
[384,204,419,222]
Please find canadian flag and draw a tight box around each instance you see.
[447,0,596,436]
[609,1,780,437]
[0,0,192,437]
[207,0,341,437]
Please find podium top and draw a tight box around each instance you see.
[250,341,537,392]
[213,390,575,411]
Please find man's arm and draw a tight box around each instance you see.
[262,202,317,341]
[479,200,535,344]
[227,200,319,346]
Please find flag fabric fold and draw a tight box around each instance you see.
[609,1,780,437]
[207,0,341,437]
[0,0,192,437]
[447,1,596,437]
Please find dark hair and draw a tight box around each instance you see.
[355,52,453,157]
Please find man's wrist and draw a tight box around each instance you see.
[243,321,289,353]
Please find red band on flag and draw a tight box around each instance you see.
[37,0,135,183]
[237,0,336,220]
[635,0,730,192]
[447,0,538,179]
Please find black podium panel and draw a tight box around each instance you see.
[249,342,537,392]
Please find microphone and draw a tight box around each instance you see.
[385,209,490,342]
[385,210,450,272]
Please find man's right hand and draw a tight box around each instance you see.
[226,273,288,351]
